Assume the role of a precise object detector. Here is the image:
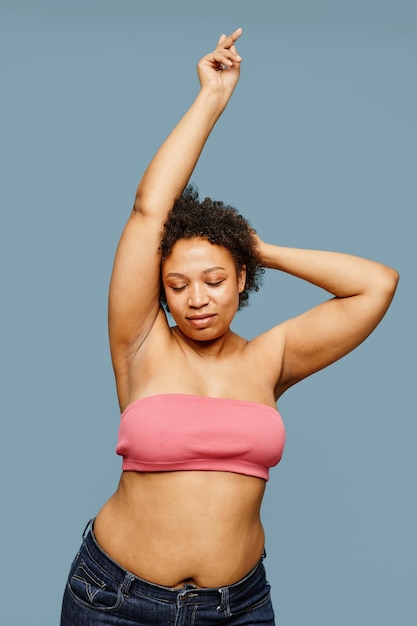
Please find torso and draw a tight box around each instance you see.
[94,470,266,587]
[95,318,285,588]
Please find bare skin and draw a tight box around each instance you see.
[93,29,398,589]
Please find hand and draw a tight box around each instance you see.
[197,28,243,98]
[251,231,270,268]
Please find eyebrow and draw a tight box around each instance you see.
[165,266,227,279]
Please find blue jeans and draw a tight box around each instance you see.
[61,520,275,625]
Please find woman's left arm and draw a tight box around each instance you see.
[256,238,399,393]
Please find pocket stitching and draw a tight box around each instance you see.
[68,558,123,612]
[231,590,272,617]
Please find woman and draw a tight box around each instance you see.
[61,28,398,625]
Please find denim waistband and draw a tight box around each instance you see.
[81,518,267,611]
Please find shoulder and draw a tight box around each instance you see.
[244,325,287,387]
[247,323,286,355]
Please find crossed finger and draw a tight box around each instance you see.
[214,28,242,67]
[216,27,242,50]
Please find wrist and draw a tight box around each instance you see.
[196,85,231,113]
[259,242,284,270]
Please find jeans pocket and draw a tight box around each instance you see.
[67,556,123,612]
[232,589,274,621]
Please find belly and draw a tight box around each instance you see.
[94,470,266,588]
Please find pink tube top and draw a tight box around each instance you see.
[116,394,285,481]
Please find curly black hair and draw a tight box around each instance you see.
[160,184,264,309]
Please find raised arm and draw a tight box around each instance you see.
[253,238,399,396]
[108,30,243,369]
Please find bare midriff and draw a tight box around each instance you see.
[93,470,266,588]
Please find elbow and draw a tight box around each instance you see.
[385,266,400,295]
[133,183,175,218]
[133,181,155,215]
[133,185,147,214]
[376,265,399,302]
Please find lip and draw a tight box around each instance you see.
[186,314,216,328]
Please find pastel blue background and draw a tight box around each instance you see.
[1,1,415,624]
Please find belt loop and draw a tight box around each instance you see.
[121,572,135,596]
[217,587,231,617]
[82,518,94,539]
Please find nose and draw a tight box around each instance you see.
[187,284,209,308]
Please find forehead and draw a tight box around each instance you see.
[163,237,234,270]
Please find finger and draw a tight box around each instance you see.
[218,45,241,64]
[211,51,241,68]
[216,48,242,64]
[217,33,227,46]
[222,27,243,49]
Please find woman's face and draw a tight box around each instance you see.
[162,237,246,341]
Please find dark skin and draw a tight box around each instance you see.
[93,29,398,588]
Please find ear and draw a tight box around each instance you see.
[237,265,247,293]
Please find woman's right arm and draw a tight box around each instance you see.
[108,29,243,368]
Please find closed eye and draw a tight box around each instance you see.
[170,285,186,292]
[206,280,224,287]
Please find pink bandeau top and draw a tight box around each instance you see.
[116,393,285,481]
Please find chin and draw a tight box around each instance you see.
[180,324,226,342]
